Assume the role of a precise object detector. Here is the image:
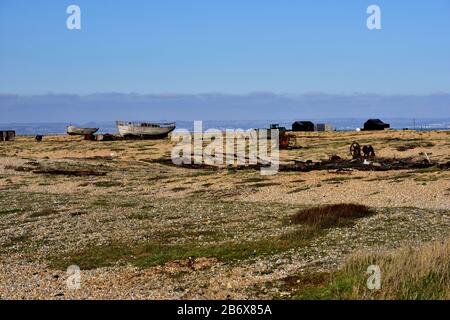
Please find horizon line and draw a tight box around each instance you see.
[2,92,450,97]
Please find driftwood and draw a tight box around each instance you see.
[148,156,450,173]
[84,134,96,141]
[63,156,114,161]
[4,165,34,172]
[144,158,220,171]
[5,163,107,176]
[96,134,124,141]
[277,158,449,172]
[32,168,107,176]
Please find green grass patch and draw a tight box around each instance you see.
[92,198,109,207]
[290,179,306,183]
[2,233,31,249]
[287,186,311,194]
[250,182,280,188]
[118,201,138,208]
[413,175,443,182]
[0,208,25,215]
[292,237,450,300]
[322,176,363,184]
[239,177,267,184]
[147,175,170,182]
[395,141,435,152]
[130,211,157,220]
[93,181,123,188]
[292,272,360,300]
[133,240,289,268]
[48,217,326,270]
[293,266,449,300]
[171,187,188,192]
[29,208,60,218]
[366,173,415,183]
[411,166,443,173]
[49,238,305,270]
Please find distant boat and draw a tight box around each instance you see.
[116,121,176,139]
[67,125,99,136]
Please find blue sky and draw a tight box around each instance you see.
[1,0,450,95]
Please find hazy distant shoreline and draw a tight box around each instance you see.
[1,119,449,136]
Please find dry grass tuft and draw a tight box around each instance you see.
[291,204,374,229]
[293,237,450,300]
[340,237,450,299]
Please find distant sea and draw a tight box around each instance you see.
[1,119,449,136]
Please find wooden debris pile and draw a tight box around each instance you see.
[148,156,449,173]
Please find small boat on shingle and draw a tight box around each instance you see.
[116,121,176,139]
[67,125,99,136]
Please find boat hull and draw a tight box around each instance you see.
[67,126,99,136]
[116,121,176,139]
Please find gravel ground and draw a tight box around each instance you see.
[0,130,448,299]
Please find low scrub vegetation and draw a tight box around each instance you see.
[290,204,374,230]
[293,237,450,300]
[395,142,435,151]
[0,208,24,215]
[49,239,298,270]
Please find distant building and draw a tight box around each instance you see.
[292,121,315,132]
[363,119,390,131]
[0,130,15,141]
[315,123,334,132]
[270,124,286,132]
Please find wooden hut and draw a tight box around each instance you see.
[363,119,390,131]
[315,123,334,132]
[0,130,16,141]
[292,121,315,132]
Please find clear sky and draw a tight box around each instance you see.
[1,0,450,95]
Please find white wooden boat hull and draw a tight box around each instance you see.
[116,121,176,138]
[67,126,99,135]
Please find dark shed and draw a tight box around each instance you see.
[363,119,390,131]
[292,121,315,132]
[0,131,16,141]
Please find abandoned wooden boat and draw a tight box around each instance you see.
[116,121,176,139]
[67,125,99,136]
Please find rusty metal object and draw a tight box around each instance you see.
[362,145,375,158]
[329,155,342,162]
[279,131,290,149]
[279,131,300,150]
[351,142,376,159]
[350,142,361,158]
